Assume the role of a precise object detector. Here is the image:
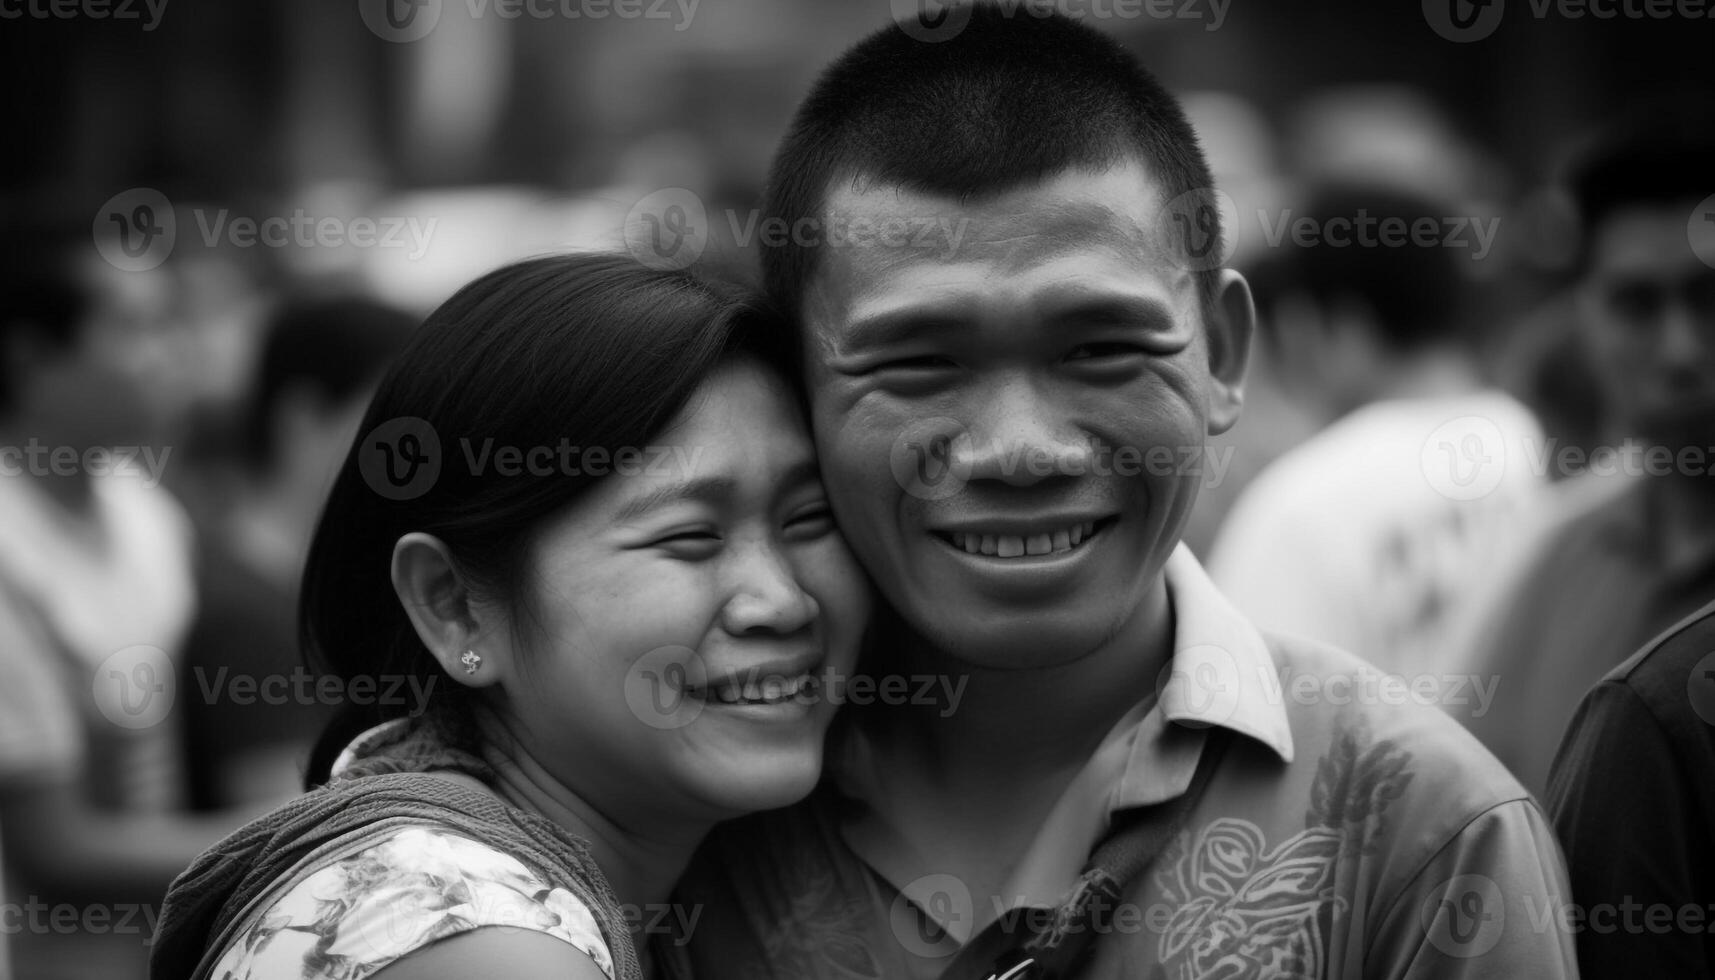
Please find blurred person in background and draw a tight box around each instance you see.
[0,214,264,980]
[1207,182,1544,676]
[1452,107,1715,798]
[176,296,417,811]
[1547,595,1715,978]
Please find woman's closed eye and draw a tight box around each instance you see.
[652,526,723,559]
[783,502,836,540]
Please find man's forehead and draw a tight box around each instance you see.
[805,161,1188,322]
[823,163,1168,249]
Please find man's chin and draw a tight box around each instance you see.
[905,611,1112,671]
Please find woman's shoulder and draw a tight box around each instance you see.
[209,822,615,980]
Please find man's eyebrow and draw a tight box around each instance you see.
[841,306,971,352]
[1039,294,1181,333]
[841,292,1181,352]
[614,475,738,523]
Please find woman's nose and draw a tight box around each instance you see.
[718,544,820,637]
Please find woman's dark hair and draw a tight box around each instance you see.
[300,253,796,786]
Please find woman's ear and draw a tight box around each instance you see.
[1204,267,1256,435]
[391,532,504,690]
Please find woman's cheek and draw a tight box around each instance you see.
[798,538,870,660]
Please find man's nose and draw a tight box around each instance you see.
[958,379,1093,486]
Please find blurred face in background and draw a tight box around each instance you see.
[801,159,1245,670]
[10,256,177,451]
[1578,200,1715,453]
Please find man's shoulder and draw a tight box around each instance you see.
[1597,597,1715,732]
[1262,631,1532,815]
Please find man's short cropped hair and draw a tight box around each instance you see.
[761,3,1220,329]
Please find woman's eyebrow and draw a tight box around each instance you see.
[613,475,739,523]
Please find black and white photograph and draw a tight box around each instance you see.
[1,0,1712,977]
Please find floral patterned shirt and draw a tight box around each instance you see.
[673,545,1578,979]
[208,824,614,980]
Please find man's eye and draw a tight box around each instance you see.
[872,355,956,372]
[1066,342,1146,361]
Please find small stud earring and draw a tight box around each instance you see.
[460,650,482,675]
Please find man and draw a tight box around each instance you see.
[1209,182,1544,677]
[673,7,1575,977]
[1452,110,1715,798]
[1548,598,1715,978]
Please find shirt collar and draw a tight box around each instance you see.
[1157,542,1294,763]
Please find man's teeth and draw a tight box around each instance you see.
[710,673,812,704]
[949,522,1097,557]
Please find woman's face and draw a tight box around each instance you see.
[492,356,869,827]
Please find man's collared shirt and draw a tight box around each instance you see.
[675,545,1576,979]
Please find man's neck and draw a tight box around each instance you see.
[863,573,1175,803]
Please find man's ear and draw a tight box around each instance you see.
[391,531,505,690]
[1204,268,1255,435]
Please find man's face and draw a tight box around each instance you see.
[1578,201,1715,451]
[801,159,1246,669]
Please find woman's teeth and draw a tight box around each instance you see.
[710,673,813,705]
[947,521,1098,558]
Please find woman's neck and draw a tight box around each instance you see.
[469,706,708,969]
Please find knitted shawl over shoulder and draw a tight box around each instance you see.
[149,713,643,980]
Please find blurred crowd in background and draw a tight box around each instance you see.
[1,0,1712,977]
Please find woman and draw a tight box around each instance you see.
[151,254,870,980]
